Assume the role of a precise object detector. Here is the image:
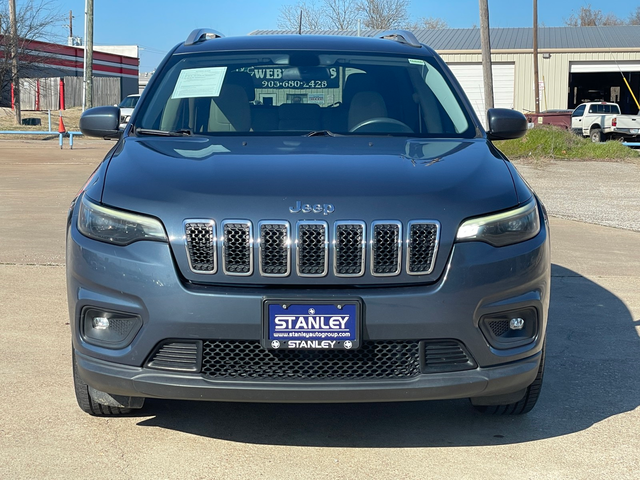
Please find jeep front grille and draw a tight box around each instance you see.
[222,220,253,276]
[334,221,365,277]
[371,222,401,276]
[296,221,328,276]
[407,221,440,275]
[185,219,439,279]
[185,220,216,273]
[259,222,290,276]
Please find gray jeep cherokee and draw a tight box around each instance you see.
[70,29,550,416]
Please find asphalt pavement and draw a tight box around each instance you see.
[513,159,640,232]
[0,140,638,479]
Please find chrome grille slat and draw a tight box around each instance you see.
[334,221,365,277]
[296,221,328,277]
[371,221,401,276]
[222,220,253,276]
[407,221,440,275]
[184,220,216,274]
[259,221,290,277]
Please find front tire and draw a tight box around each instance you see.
[472,346,545,415]
[73,350,143,416]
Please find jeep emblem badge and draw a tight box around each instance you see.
[289,200,335,215]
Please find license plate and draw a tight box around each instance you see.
[263,300,361,350]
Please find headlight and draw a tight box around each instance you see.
[456,198,540,247]
[77,195,167,245]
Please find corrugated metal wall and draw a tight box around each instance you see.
[440,51,640,113]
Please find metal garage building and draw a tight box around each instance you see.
[251,26,640,117]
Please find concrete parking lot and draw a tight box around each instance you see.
[1,140,639,479]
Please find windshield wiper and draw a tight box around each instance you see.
[306,130,340,137]
[135,128,193,137]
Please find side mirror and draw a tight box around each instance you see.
[486,108,527,141]
[79,106,120,138]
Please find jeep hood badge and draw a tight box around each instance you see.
[289,200,335,215]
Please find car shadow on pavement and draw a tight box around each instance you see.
[135,264,640,447]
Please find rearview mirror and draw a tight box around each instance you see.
[79,106,120,138]
[486,108,527,141]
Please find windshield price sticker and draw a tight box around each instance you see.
[264,302,360,350]
[171,67,227,99]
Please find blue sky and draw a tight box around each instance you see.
[46,1,638,72]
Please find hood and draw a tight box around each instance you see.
[99,135,523,285]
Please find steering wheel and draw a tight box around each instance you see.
[349,117,414,134]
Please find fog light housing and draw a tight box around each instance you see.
[479,307,538,349]
[82,307,142,349]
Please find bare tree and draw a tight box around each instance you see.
[405,16,448,30]
[357,0,410,29]
[279,0,417,31]
[0,0,62,107]
[324,0,360,30]
[564,4,624,26]
[629,7,640,25]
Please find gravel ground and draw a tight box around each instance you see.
[513,159,640,232]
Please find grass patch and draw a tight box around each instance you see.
[0,107,83,132]
[495,125,639,162]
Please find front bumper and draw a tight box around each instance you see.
[75,349,542,403]
[67,208,550,403]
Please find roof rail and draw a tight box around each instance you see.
[185,28,225,46]
[378,30,421,48]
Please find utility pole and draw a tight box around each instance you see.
[479,0,494,113]
[533,0,540,114]
[69,10,73,38]
[9,0,21,125]
[83,0,94,110]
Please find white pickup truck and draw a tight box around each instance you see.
[570,102,640,142]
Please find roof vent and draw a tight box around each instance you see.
[185,28,225,46]
[378,30,421,48]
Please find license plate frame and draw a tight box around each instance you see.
[262,299,362,350]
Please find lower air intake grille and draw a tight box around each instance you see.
[201,340,421,380]
[424,341,476,373]
[148,341,201,372]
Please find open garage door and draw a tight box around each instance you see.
[569,61,640,114]
[448,63,515,126]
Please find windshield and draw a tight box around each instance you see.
[119,96,139,108]
[135,51,475,138]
